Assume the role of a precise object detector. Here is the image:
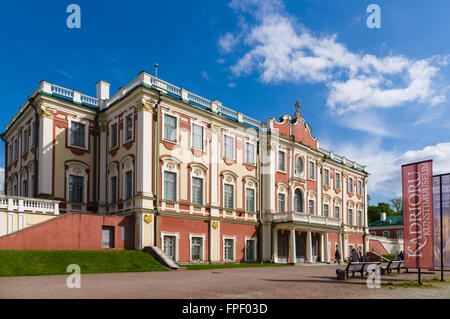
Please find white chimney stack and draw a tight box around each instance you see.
[96,80,110,100]
[380,212,386,222]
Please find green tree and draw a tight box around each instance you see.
[389,196,403,214]
[368,202,396,224]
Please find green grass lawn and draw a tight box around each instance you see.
[0,250,169,277]
[183,263,293,270]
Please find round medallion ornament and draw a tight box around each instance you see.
[212,221,219,229]
[143,215,152,224]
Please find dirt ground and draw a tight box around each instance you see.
[0,264,449,299]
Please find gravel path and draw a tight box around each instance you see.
[0,264,449,299]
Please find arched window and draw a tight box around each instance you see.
[294,189,303,213]
[296,157,303,173]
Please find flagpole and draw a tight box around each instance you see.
[440,175,444,281]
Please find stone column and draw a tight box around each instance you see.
[338,232,344,262]
[290,228,296,264]
[38,105,55,197]
[273,228,278,263]
[209,124,220,262]
[306,231,312,263]
[98,122,107,213]
[320,233,325,262]
[324,232,330,262]
[317,160,322,215]
[136,98,154,199]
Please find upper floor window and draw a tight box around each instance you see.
[383,231,389,238]
[397,230,403,239]
[245,142,255,165]
[32,121,37,146]
[124,170,133,200]
[22,129,28,154]
[163,114,177,142]
[324,204,329,217]
[245,188,255,212]
[191,124,204,151]
[357,210,362,226]
[163,171,176,201]
[21,179,27,197]
[357,180,363,195]
[124,114,133,142]
[110,122,118,149]
[13,138,18,161]
[109,175,117,204]
[348,177,354,193]
[8,143,12,165]
[335,172,341,189]
[296,157,303,173]
[294,189,303,213]
[308,161,315,180]
[278,151,285,172]
[308,199,314,214]
[348,208,353,225]
[191,177,203,205]
[278,193,285,212]
[69,122,86,148]
[224,135,234,160]
[324,168,330,186]
[224,184,234,209]
[69,175,84,203]
[335,206,340,219]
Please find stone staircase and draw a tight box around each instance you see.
[143,246,180,270]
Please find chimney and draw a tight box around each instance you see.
[380,212,386,222]
[96,80,110,100]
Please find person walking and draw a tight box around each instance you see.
[351,248,360,262]
[334,249,341,264]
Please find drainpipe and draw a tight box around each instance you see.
[0,133,6,195]
[153,93,162,247]
[257,137,262,262]
[93,111,99,213]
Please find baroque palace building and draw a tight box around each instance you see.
[0,71,369,264]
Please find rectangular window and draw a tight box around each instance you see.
[70,122,86,148]
[357,180,362,195]
[397,230,403,239]
[324,169,329,186]
[358,210,362,226]
[309,161,315,180]
[22,179,27,197]
[163,114,177,142]
[246,188,255,212]
[278,151,285,172]
[191,237,203,261]
[348,209,353,226]
[22,129,28,154]
[324,204,329,217]
[163,171,176,201]
[348,177,354,193]
[121,226,131,240]
[370,231,376,236]
[125,114,133,142]
[13,183,17,196]
[224,238,234,261]
[224,135,234,159]
[8,143,12,165]
[245,239,256,262]
[69,175,84,203]
[192,124,204,150]
[29,175,34,198]
[110,123,118,149]
[125,171,133,200]
[278,193,285,212]
[335,172,341,189]
[335,206,340,219]
[224,184,234,209]
[309,200,314,214]
[14,138,18,161]
[191,177,203,205]
[383,231,389,238]
[246,142,255,165]
[32,121,36,146]
[110,176,117,203]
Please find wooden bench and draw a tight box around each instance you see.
[336,262,380,279]
[381,261,404,275]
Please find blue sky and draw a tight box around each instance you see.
[0,0,449,205]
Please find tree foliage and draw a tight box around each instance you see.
[368,202,397,224]
[390,196,403,214]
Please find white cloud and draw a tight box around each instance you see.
[221,1,448,113]
[330,142,450,198]
[337,111,398,137]
[201,70,211,81]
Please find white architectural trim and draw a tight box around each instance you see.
[189,233,206,262]
[222,235,237,262]
[161,231,180,262]
[67,117,89,150]
[245,236,257,262]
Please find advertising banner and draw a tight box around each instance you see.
[433,174,450,268]
[402,160,434,269]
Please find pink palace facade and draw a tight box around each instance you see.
[1,71,369,264]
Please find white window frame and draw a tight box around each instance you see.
[223,133,235,160]
[189,234,206,262]
[162,112,179,144]
[245,141,256,165]
[123,111,134,143]
[66,162,89,204]
[323,168,330,186]
[308,160,315,181]
[334,204,341,219]
[357,210,362,227]
[397,230,403,239]
[223,236,236,262]
[22,128,28,154]
[161,157,181,206]
[348,208,354,226]
[357,180,363,196]
[245,187,256,212]
[278,192,286,213]
[223,182,235,210]
[295,155,304,174]
[323,203,329,217]
[308,198,315,215]
[67,118,89,150]
[109,174,118,204]
[277,150,286,173]
[383,231,389,238]
[245,237,257,262]
[370,231,376,236]
[335,172,341,189]
[13,137,18,161]
[292,187,305,213]
[161,232,180,262]
[191,175,205,206]
[109,120,119,150]
[191,122,205,151]
[123,169,133,201]
[348,177,354,194]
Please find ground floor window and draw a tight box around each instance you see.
[191,236,203,261]
[69,175,84,203]
[245,239,256,262]
[102,226,115,248]
[163,235,177,261]
[224,238,234,261]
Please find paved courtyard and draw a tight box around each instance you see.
[1,264,449,299]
